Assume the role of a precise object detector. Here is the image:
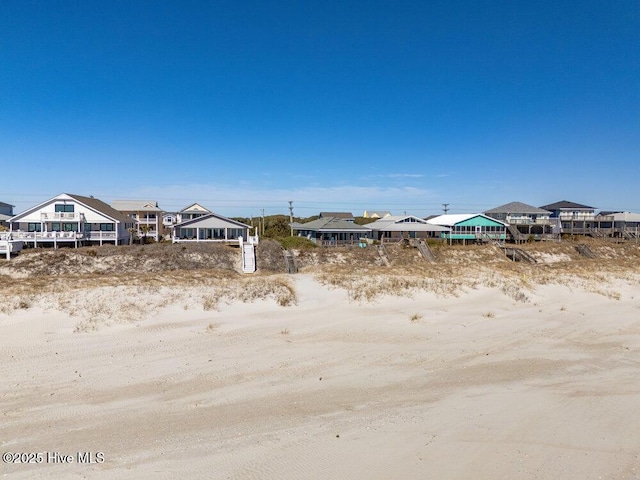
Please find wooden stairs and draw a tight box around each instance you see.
[503,247,537,264]
[239,237,257,273]
[575,244,597,258]
[507,224,528,243]
[283,250,297,274]
[376,244,390,266]
[416,239,436,262]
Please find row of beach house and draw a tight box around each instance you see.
[1,194,640,256]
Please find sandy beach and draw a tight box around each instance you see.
[1,243,640,479]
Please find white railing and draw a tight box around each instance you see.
[86,231,117,239]
[40,212,85,221]
[558,213,596,221]
[507,217,551,225]
[9,231,83,240]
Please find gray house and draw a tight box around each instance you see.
[292,217,371,245]
[0,201,14,228]
[366,215,449,241]
[485,201,553,240]
[540,200,596,235]
[172,212,251,244]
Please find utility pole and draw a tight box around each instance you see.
[442,203,450,215]
[288,201,294,237]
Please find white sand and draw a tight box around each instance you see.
[1,274,640,479]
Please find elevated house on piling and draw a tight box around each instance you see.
[593,211,640,239]
[539,200,596,236]
[484,201,553,241]
[8,193,134,247]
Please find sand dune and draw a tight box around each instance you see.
[1,268,640,479]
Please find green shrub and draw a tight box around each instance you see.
[277,236,317,250]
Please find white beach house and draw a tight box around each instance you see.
[8,193,134,247]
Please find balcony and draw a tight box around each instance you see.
[10,231,83,240]
[86,231,117,240]
[506,216,551,225]
[40,212,86,221]
[558,213,595,221]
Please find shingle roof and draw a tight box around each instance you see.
[174,213,250,229]
[111,200,162,212]
[67,194,133,223]
[0,201,15,208]
[294,217,371,231]
[318,212,354,219]
[540,200,594,210]
[179,203,212,214]
[366,215,449,232]
[485,201,551,215]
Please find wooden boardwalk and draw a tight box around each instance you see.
[283,250,297,274]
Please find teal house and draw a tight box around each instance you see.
[427,214,508,243]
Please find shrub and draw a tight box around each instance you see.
[277,236,317,250]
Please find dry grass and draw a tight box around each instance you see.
[1,241,639,330]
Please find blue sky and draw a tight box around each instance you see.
[1,1,638,217]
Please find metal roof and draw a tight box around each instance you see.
[427,213,508,227]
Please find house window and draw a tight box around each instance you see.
[54,204,74,213]
[99,223,114,231]
[51,223,61,231]
[63,223,78,232]
[28,223,42,232]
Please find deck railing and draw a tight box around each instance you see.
[9,231,83,240]
[86,231,117,239]
[40,212,85,221]
[6,231,118,241]
[506,217,551,225]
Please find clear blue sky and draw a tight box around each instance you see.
[1,1,638,217]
